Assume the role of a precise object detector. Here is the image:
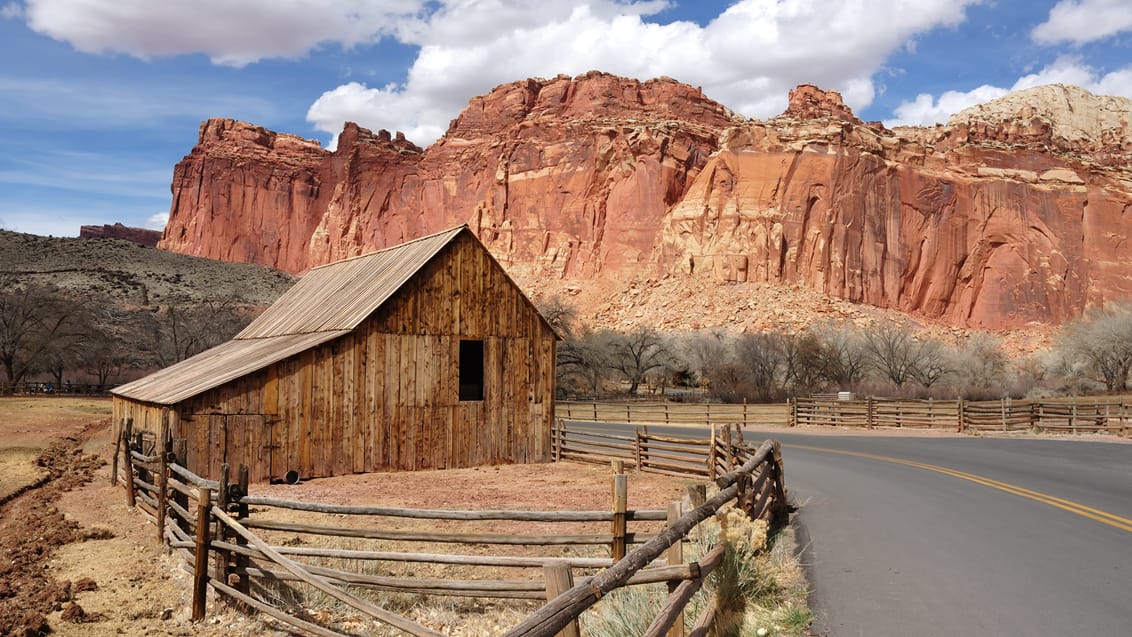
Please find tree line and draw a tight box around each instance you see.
[540,296,1132,402]
[0,278,256,391]
[5,278,1128,400]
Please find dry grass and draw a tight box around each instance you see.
[0,447,48,502]
[0,397,112,502]
[581,501,812,637]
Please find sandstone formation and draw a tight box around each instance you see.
[159,74,1132,330]
[79,223,161,248]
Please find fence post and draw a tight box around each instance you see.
[543,564,580,637]
[123,420,137,509]
[214,464,230,585]
[789,397,797,427]
[723,426,734,470]
[1002,397,1008,431]
[192,486,213,621]
[235,465,251,596]
[957,398,965,433]
[707,424,717,481]
[634,427,644,471]
[666,500,685,637]
[743,398,748,427]
[157,409,170,548]
[611,473,628,561]
[770,442,789,525]
[172,439,190,536]
[867,396,875,429]
[111,419,124,485]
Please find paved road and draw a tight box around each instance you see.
[568,422,1132,635]
[770,432,1132,636]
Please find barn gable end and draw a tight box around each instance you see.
[112,227,557,482]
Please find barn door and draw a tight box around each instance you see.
[222,415,278,483]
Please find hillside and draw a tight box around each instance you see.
[0,230,294,306]
[157,74,1132,331]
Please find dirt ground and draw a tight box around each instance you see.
[0,398,697,636]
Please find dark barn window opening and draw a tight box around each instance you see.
[459,339,484,401]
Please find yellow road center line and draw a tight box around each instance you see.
[786,443,1132,534]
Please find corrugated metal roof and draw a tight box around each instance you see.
[111,330,350,404]
[238,225,466,338]
[113,225,469,405]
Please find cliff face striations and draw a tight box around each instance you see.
[160,72,734,280]
[160,75,1132,329]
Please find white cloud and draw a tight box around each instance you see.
[888,85,1010,127]
[1032,0,1132,46]
[307,0,982,146]
[22,0,424,66]
[144,211,168,231]
[886,56,1132,126]
[2,2,23,19]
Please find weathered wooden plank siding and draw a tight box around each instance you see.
[112,232,555,482]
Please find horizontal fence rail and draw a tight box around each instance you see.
[552,420,758,481]
[558,396,1130,437]
[556,400,790,427]
[791,396,1131,435]
[114,415,788,636]
[1,382,116,396]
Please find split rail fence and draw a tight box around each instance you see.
[114,418,788,636]
[555,397,1132,436]
[552,420,762,481]
[791,396,1132,435]
[555,401,789,428]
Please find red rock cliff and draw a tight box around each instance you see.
[80,223,161,248]
[160,76,1132,329]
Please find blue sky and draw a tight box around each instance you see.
[1,0,1130,238]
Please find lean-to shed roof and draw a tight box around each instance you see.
[112,225,467,405]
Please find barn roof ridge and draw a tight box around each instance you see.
[305,224,470,272]
[234,225,467,340]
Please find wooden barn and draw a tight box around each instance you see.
[111,226,557,482]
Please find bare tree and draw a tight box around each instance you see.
[536,295,579,340]
[81,306,143,386]
[556,328,615,397]
[810,323,869,389]
[1056,304,1132,392]
[0,281,86,388]
[862,322,922,388]
[950,332,1008,398]
[783,331,829,395]
[607,327,670,395]
[862,322,954,391]
[135,295,255,367]
[736,332,791,402]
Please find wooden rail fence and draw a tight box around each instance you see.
[558,396,1131,437]
[114,418,788,636]
[791,396,1132,435]
[552,420,759,481]
[556,401,789,428]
